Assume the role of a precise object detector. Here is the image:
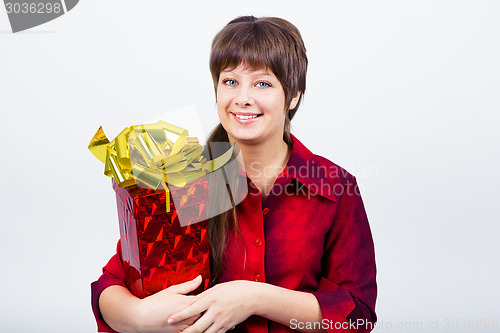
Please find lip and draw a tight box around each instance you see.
[230,112,262,124]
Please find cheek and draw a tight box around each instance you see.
[262,93,286,114]
[217,106,225,122]
[216,98,230,122]
[216,89,232,108]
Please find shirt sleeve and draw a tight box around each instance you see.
[310,176,377,333]
[91,240,127,333]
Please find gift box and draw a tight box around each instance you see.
[114,176,210,298]
[89,121,236,298]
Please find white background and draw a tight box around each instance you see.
[1,1,499,332]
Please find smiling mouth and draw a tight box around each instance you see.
[231,113,263,120]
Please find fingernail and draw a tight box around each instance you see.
[168,318,175,325]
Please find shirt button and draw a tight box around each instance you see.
[254,238,262,247]
[254,274,262,282]
[262,207,270,215]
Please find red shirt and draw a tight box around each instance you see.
[91,134,377,333]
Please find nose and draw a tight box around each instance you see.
[234,86,255,107]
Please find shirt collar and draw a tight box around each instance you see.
[284,134,339,202]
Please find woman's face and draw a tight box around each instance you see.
[216,64,292,146]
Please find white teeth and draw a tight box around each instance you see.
[234,114,258,120]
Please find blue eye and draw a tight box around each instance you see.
[256,81,271,88]
[223,79,237,86]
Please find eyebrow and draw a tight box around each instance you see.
[221,71,272,76]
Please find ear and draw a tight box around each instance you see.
[288,91,302,110]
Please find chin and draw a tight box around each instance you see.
[228,132,261,144]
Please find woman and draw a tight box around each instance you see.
[92,16,377,333]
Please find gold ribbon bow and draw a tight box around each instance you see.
[88,120,234,212]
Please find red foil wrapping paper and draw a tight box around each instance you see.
[113,177,210,298]
[89,122,238,298]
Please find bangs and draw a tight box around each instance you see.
[210,22,289,85]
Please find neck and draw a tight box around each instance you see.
[229,135,291,190]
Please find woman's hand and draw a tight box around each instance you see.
[100,275,204,333]
[166,280,260,333]
[134,275,204,333]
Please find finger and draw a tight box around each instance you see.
[181,313,202,326]
[196,287,213,298]
[205,320,235,333]
[204,322,225,333]
[168,300,207,324]
[181,313,214,333]
[166,275,202,295]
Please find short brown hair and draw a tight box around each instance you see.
[209,15,308,144]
